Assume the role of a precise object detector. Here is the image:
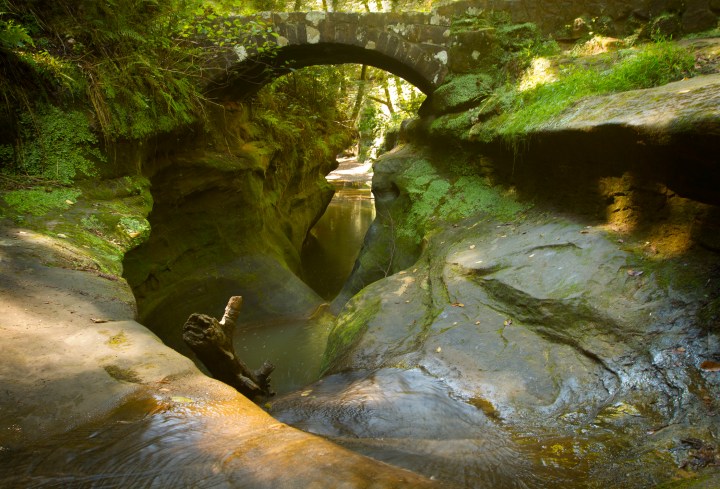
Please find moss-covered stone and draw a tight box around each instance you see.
[322,292,382,372]
[428,74,494,115]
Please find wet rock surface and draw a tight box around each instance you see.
[271,368,537,489]
[275,117,720,486]
[0,222,446,489]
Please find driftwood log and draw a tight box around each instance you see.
[182,296,275,399]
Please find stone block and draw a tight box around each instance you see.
[332,12,358,28]
[415,24,451,45]
[283,23,300,45]
[317,19,335,42]
[375,32,393,54]
[359,12,387,30]
[285,12,307,24]
[333,22,353,45]
[401,43,435,66]
[295,23,308,45]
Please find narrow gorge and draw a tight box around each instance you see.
[1,1,720,488]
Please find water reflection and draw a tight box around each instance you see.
[233,160,375,397]
[234,314,332,396]
[301,182,375,301]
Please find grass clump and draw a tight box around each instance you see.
[473,39,696,143]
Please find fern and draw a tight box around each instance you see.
[14,105,103,184]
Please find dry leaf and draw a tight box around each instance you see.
[504,319,513,326]
[627,269,644,277]
[451,302,464,307]
[700,361,720,372]
[90,318,109,323]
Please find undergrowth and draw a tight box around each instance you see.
[473,39,696,144]
[0,0,283,187]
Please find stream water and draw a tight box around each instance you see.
[233,159,375,395]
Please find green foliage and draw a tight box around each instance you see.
[451,11,560,78]
[0,18,32,48]
[356,68,425,161]
[2,187,80,216]
[474,39,696,144]
[253,65,354,170]
[0,0,282,143]
[12,105,102,184]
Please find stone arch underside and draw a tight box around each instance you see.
[211,42,442,99]
[205,12,451,100]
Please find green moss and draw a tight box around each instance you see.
[653,469,720,488]
[394,157,529,241]
[117,217,150,241]
[322,294,382,372]
[471,40,695,144]
[430,74,495,114]
[103,364,141,383]
[439,176,529,222]
[107,331,129,347]
[12,106,103,184]
[2,188,81,217]
[429,106,484,139]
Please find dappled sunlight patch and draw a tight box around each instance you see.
[518,57,559,92]
[571,35,626,57]
[392,273,416,297]
[597,173,712,258]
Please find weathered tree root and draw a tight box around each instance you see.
[182,296,275,399]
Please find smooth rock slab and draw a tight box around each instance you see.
[0,224,446,488]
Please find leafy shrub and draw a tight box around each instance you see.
[15,105,103,184]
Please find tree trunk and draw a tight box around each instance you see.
[182,296,275,400]
[351,64,368,124]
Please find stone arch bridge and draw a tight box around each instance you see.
[204,9,462,98]
[203,0,720,99]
